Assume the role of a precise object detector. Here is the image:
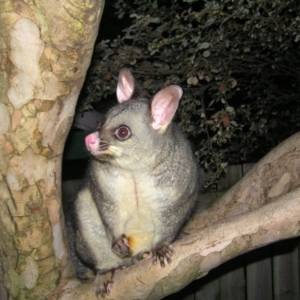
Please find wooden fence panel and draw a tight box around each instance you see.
[246,247,273,300]
[219,257,246,300]
[273,239,300,300]
[218,165,246,300]
[242,163,255,176]
[218,165,243,192]
[194,273,220,300]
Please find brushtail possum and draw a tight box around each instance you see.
[66,68,200,296]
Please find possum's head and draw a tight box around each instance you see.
[85,68,183,170]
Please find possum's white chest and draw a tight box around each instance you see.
[100,169,165,255]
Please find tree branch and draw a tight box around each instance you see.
[52,132,300,300]
[54,187,300,300]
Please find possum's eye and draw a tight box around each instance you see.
[115,126,131,141]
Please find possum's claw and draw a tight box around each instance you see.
[112,234,130,257]
[147,244,174,267]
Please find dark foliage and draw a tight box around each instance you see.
[80,0,300,186]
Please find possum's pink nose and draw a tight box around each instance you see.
[85,133,97,151]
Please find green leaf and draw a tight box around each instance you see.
[220,162,228,168]
[150,17,161,23]
[200,42,210,49]
[203,50,211,57]
[230,120,238,127]
[226,106,235,113]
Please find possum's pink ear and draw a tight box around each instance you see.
[151,85,183,131]
[116,68,135,103]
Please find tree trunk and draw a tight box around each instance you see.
[0,1,104,299]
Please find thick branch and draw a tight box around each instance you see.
[54,186,300,300]
[190,131,300,230]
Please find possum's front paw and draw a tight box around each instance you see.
[112,234,130,257]
[94,270,114,297]
[147,244,174,267]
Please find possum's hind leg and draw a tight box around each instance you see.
[94,266,126,296]
[94,269,114,296]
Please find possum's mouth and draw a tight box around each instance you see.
[92,152,115,162]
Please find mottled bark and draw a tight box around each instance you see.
[0,1,104,299]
